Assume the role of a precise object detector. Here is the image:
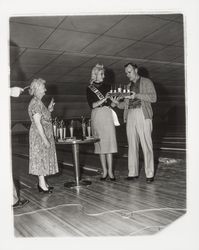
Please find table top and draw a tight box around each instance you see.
[56,137,100,145]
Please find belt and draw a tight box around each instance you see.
[128,105,141,109]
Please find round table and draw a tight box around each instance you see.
[56,137,100,189]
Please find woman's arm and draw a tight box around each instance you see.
[92,93,109,108]
[33,113,50,148]
[87,86,109,109]
[110,96,120,108]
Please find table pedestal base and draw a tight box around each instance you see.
[56,138,99,190]
[64,180,92,189]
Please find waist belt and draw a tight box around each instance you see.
[128,98,141,109]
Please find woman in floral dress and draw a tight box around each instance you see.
[28,78,58,193]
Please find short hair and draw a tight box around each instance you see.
[90,63,104,84]
[29,78,46,96]
[124,63,138,69]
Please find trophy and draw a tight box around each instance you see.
[87,119,91,138]
[118,84,122,93]
[53,117,58,139]
[69,120,74,138]
[63,123,66,139]
[109,84,132,98]
[81,116,86,140]
[59,120,66,140]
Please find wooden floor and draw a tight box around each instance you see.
[13,151,186,237]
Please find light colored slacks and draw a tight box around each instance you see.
[126,108,154,178]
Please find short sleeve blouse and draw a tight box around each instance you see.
[28,97,52,124]
[86,83,111,109]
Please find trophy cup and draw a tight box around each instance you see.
[109,84,132,98]
[53,117,58,139]
[87,119,91,138]
[59,120,65,140]
[63,124,66,140]
[69,120,74,138]
[81,116,86,140]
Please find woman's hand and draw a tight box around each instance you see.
[110,96,119,106]
[48,98,55,112]
[105,92,110,100]
[92,93,110,108]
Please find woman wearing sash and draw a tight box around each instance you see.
[86,64,118,181]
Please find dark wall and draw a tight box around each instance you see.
[11,80,186,127]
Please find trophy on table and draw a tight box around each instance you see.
[53,117,58,139]
[69,120,74,138]
[59,120,66,140]
[63,122,66,139]
[81,116,86,140]
[87,119,91,138]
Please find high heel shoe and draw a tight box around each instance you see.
[37,184,53,193]
[46,182,54,190]
[100,174,108,181]
[108,173,116,181]
[47,185,54,190]
[109,177,116,181]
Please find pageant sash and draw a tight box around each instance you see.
[88,84,120,126]
[88,84,105,100]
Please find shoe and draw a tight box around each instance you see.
[13,199,29,209]
[100,174,108,181]
[125,176,138,181]
[37,184,53,193]
[146,177,154,183]
[109,176,116,181]
[46,182,54,190]
[108,173,116,181]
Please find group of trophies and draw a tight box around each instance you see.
[52,117,92,141]
[109,84,132,97]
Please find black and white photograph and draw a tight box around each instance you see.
[0,0,198,249]
[10,13,186,235]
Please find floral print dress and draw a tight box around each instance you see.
[28,97,59,176]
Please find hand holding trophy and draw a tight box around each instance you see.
[110,95,121,106]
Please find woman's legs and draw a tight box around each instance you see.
[99,154,108,177]
[106,153,114,178]
[38,175,48,190]
[99,153,115,178]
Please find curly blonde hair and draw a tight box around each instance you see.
[90,63,104,84]
[29,78,46,96]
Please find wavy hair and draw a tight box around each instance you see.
[90,63,104,85]
[29,78,46,96]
